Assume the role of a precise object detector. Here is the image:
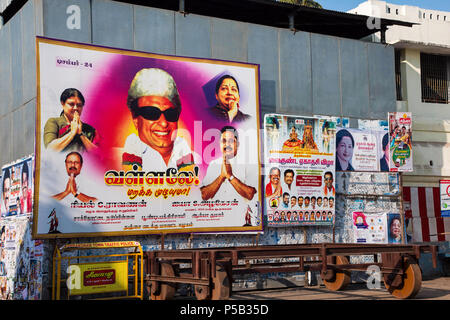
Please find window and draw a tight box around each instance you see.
[396,9,399,15]
[395,50,402,101]
[420,53,449,104]
[386,7,391,14]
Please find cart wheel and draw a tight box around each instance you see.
[322,256,351,291]
[384,256,422,299]
[150,262,176,300]
[194,285,211,300]
[211,264,231,300]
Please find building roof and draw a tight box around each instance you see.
[122,0,415,40]
[1,0,415,40]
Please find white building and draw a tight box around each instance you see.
[349,1,450,242]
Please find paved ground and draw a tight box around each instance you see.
[229,277,450,300]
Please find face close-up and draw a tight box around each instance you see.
[220,130,238,160]
[3,178,10,207]
[298,197,303,206]
[65,154,83,177]
[62,96,84,122]
[391,219,401,237]
[324,173,333,188]
[270,169,280,186]
[284,171,294,185]
[133,96,178,153]
[22,172,28,192]
[216,78,240,111]
[283,195,289,205]
[290,197,296,207]
[337,136,353,162]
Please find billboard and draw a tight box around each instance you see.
[34,37,262,238]
[263,114,336,227]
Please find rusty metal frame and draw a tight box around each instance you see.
[144,243,438,298]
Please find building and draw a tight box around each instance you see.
[349,1,450,243]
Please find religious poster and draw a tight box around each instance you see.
[263,114,336,227]
[34,37,262,238]
[388,112,413,172]
[440,179,450,217]
[0,156,34,217]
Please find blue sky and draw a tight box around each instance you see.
[318,0,450,12]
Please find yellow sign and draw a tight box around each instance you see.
[69,261,128,296]
[61,241,140,251]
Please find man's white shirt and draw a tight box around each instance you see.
[201,154,256,202]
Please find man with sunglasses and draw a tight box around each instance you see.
[122,68,196,172]
[323,171,335,197]
[52,152,97,203]
[209,75,251,124]
[43,88,98,153]
[200,126,256,202]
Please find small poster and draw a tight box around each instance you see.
[440,180,450,217]
[336,128,379,171]
[352,212,387,244]
[388,112,413,172]
[387,213,403,243]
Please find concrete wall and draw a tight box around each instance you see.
[0,0,398,168]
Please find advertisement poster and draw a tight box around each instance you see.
[0,156,34,217]
[440,180,450,217]
[35,37,262,238]
[352,212,387,243]
[69,261,128,296]
[264,114,336,227]
[336,128,379,172]
[388,112,413,172]
[387,213,403,243]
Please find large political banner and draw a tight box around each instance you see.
[263,114,336,226]
[388,112,413,172]
[34,37,262,238]
[1,156,34,217]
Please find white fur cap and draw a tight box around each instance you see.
[127,68,181,109]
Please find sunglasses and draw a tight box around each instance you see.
[135,106,181,122]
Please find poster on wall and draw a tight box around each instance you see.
[0,156,34,217]
[34,37,262,238]
[440,180,450,217]
[388,112,413,172]
[335,128,379,172]
[387,213,403,243]
[263,114,336,227]
[352,212,387,243]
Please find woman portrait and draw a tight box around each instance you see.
[336,129,354,171]
[43,88,99,153]
[388,216,402,243]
